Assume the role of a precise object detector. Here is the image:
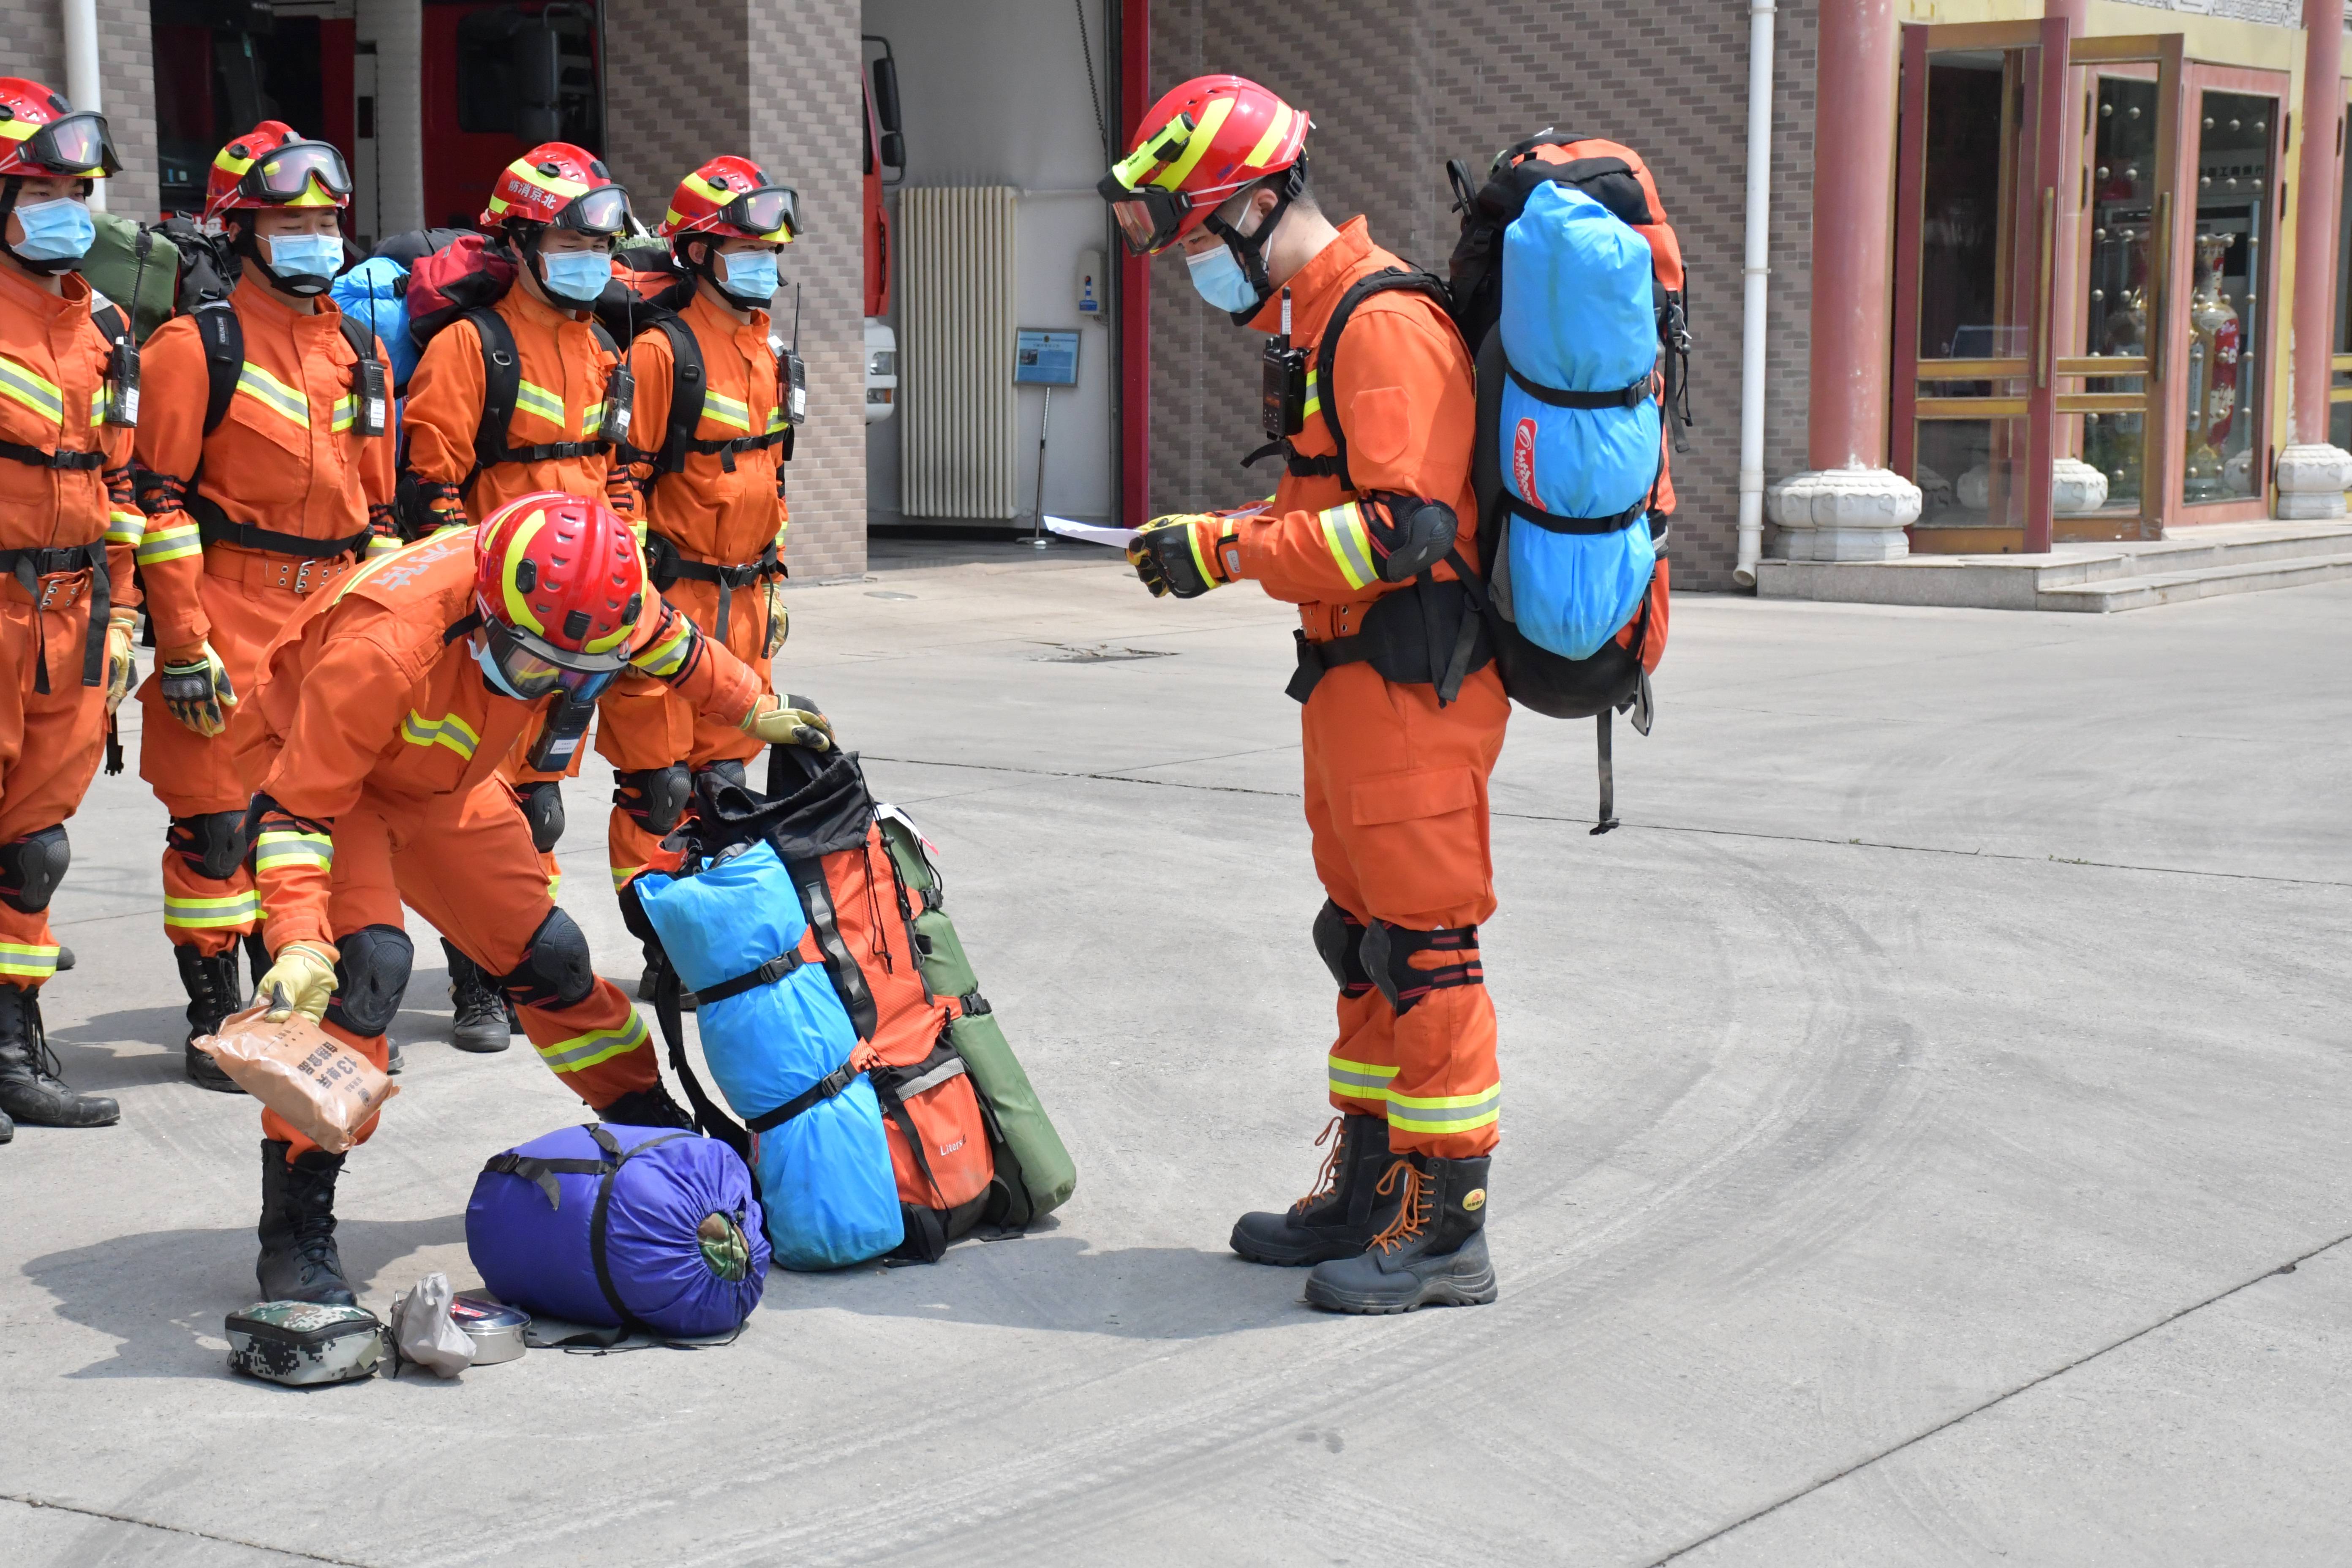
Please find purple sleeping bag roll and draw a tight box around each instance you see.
[466,1122,769,1337]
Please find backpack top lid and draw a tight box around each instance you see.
[1500,183,1656,393]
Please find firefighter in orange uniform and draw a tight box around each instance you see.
[601,155,798,995]
[133,122,399,1091]
[0,79,142,1140]
[234,491,835,1303]
[1102,76,1505,1312]
[399,142,637,1052]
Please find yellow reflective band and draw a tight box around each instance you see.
[547,870,563,898]
[164,892,261,929]
[1184,524,1220,588]
[89,385,106,425]
[136,517,202,566]
[254,830,333,870]
[702,389,751,432]
[400,709,481,759]
[514,379,566,427]
[0,121,35,145]
[1301,367,1321,421]
[583,400,607,433]
[1157,95,1234,191]
[536,1012,650,1074]
[609,864,644,891]
[499,508,550,634]
[630,618,693,679]
[1243,103,1295,171]
[104,510,145,548]
[765,405,786,434]
[237,362,310,429]
[0,357,66,424]
[1327,1055,1400,1102]
[0,942,60,980]
[1317,503,1378,591]
[366,531,402,558]
[331,394,359,433]
[283,182,338,209]
[1385,1085,1501,1136]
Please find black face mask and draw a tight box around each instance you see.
[1199,161,1309,327]
[230,220,337,298]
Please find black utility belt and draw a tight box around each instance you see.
[1287,575,1492,706]
[191,500,371,561]
[0,439,104,472]
[644,532,783,591]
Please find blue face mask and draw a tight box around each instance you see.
[475,640,528,700]
[718,249,779,305]
[12,197,94,263]
[265,232,344,289]
[539,248,612,304]
[1184,240,1264,316]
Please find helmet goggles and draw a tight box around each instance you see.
[479,612,628,703]
[10,110,120,179]
[235,139,350,206]
[1098,112,1203,256]
[720,183,799,242]
[552,183,631,237]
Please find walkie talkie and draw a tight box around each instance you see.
[104,228,150,428]
[525,693,595,773]
[781,283,807,426]
[1262,286,1307,443]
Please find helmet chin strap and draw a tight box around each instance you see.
[1201,162,1308,327]
[229,218,331,298]
[0,177,82,278]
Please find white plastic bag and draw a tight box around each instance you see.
[390,1271,474,1379]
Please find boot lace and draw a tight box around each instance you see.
[1289,1116,1345,1213]
[1368,1160,1432,1254]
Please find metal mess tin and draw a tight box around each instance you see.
[451,1294,531,1365]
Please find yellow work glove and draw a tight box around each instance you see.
[258,941,339,1024]
[158,641,237,737]
[761,577,789,658]
[103,610,137,715]
[1127,513,1236,599]
[740,693,835,751]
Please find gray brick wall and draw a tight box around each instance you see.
[1146,0,1818,592]
[602,0,867,582]
[3,0,158,218]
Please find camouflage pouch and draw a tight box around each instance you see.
[225,1301,391,1388]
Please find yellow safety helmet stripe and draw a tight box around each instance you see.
[1242,103,1295,171]
[211,145,256,176]
[683,171,733,207]
[498,508,550,634]
[1156,95,1234,191]
[0,121,35,145]
[284,180,340,208]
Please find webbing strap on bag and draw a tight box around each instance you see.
[463,309,619,487]
[0,439,104,471]
[649,963,751,1162]
[480,1123,697,1348]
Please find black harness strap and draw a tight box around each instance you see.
[743,1057,863,1134]
[185,498,373,560]
[1286,573,1492,706]
[1245,269,1456,492]
[463,309,621,490]
[642,531,783,645]
[0,541,110,694]
[0,440,104,471]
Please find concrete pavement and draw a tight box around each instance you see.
[2,547,2347,1565]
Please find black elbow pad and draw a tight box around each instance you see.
[1370,495,1460,583]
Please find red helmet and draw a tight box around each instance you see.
[0,77,119,181]
[661,155,798,244]
[473,492,645,702]
[479,142,631,235]
[203,121,350,222]
[1097,75,1307,256]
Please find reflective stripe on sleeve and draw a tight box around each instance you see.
[1385,1084,1501,1136]
[165,891,261,929]
[104,510,145,549]
[535,1011,650,1074]
[630,618,694,680]
[1317,502,1378,591]
[400,709,481,760]
[253,829,333,871]
[136,517,202,566]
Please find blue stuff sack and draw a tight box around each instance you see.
[467,1121,768,1337]
[1494,181,1660,661]
[329,256,419,392]
[634,843,904,1271]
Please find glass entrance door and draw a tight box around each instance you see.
[1892,21,2067,553]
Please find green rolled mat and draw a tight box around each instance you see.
[880,816,1077,1220]
[82,213,184,343]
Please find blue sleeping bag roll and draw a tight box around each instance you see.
[467,1121,768,1337]
[1496,180,1660,661]
[329,256,420,392]
[634,843,904,1270]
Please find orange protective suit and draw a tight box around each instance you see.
[0,264,144,987]
[132,284,397,956]
[233,525,764,1158]
[401,280,638,834]
[1215,219,1505,1160]
[597,286,787,890]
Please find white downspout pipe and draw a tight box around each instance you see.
[1734,0,1777,587]
[61,0,104,211]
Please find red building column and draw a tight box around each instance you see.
[1770,0,1920,561]
[2278,0,2352,516]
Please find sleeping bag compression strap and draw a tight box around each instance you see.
[647,946,821,1161]
[1504,357,1657,411]
[479,1124,700,1349]
[1589,589,1658,837]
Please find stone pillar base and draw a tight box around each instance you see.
[2273,443,2352,520]
[2052,457,2110,516]
[1765,466,1922,562]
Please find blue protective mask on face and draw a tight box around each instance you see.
[475,640,528,700]
[12,197,95,263]
[264,232,344,292]
[718,249,779,305]
[539,248,612,304]
[1184,240,1264,316]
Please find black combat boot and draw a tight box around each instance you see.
[0,1105,13,1144]
[242,929,270,993]
[53,946,73,972]
[175,945,247,1094]
[256,1139,357,1306]
[445,939,512,1054]
[0,983,117,1128]
[598,1082,694,1130]
[1303,1154,1496,1314]
[636,944,695,1010]
[1231,1113,1408,1266]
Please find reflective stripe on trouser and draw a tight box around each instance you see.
[1304,659,1508,1159]
[161,847,259,955]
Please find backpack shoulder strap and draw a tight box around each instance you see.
[1315,269,1455,495]
[652,315,704,478]
[337,311,378,366]
[196,303,242,437]
[588,319,619,359]
[466,307,520,474]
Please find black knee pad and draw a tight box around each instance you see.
[168,811,250,882]
[517,781,566,854]
[1312,898,1372,998]
[694,757,747,792]
[613,765,691,836]
[1360,920,1484,1015]
[498,908,594,1010]
[0,826,69,914]
[324,924,414,1037]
